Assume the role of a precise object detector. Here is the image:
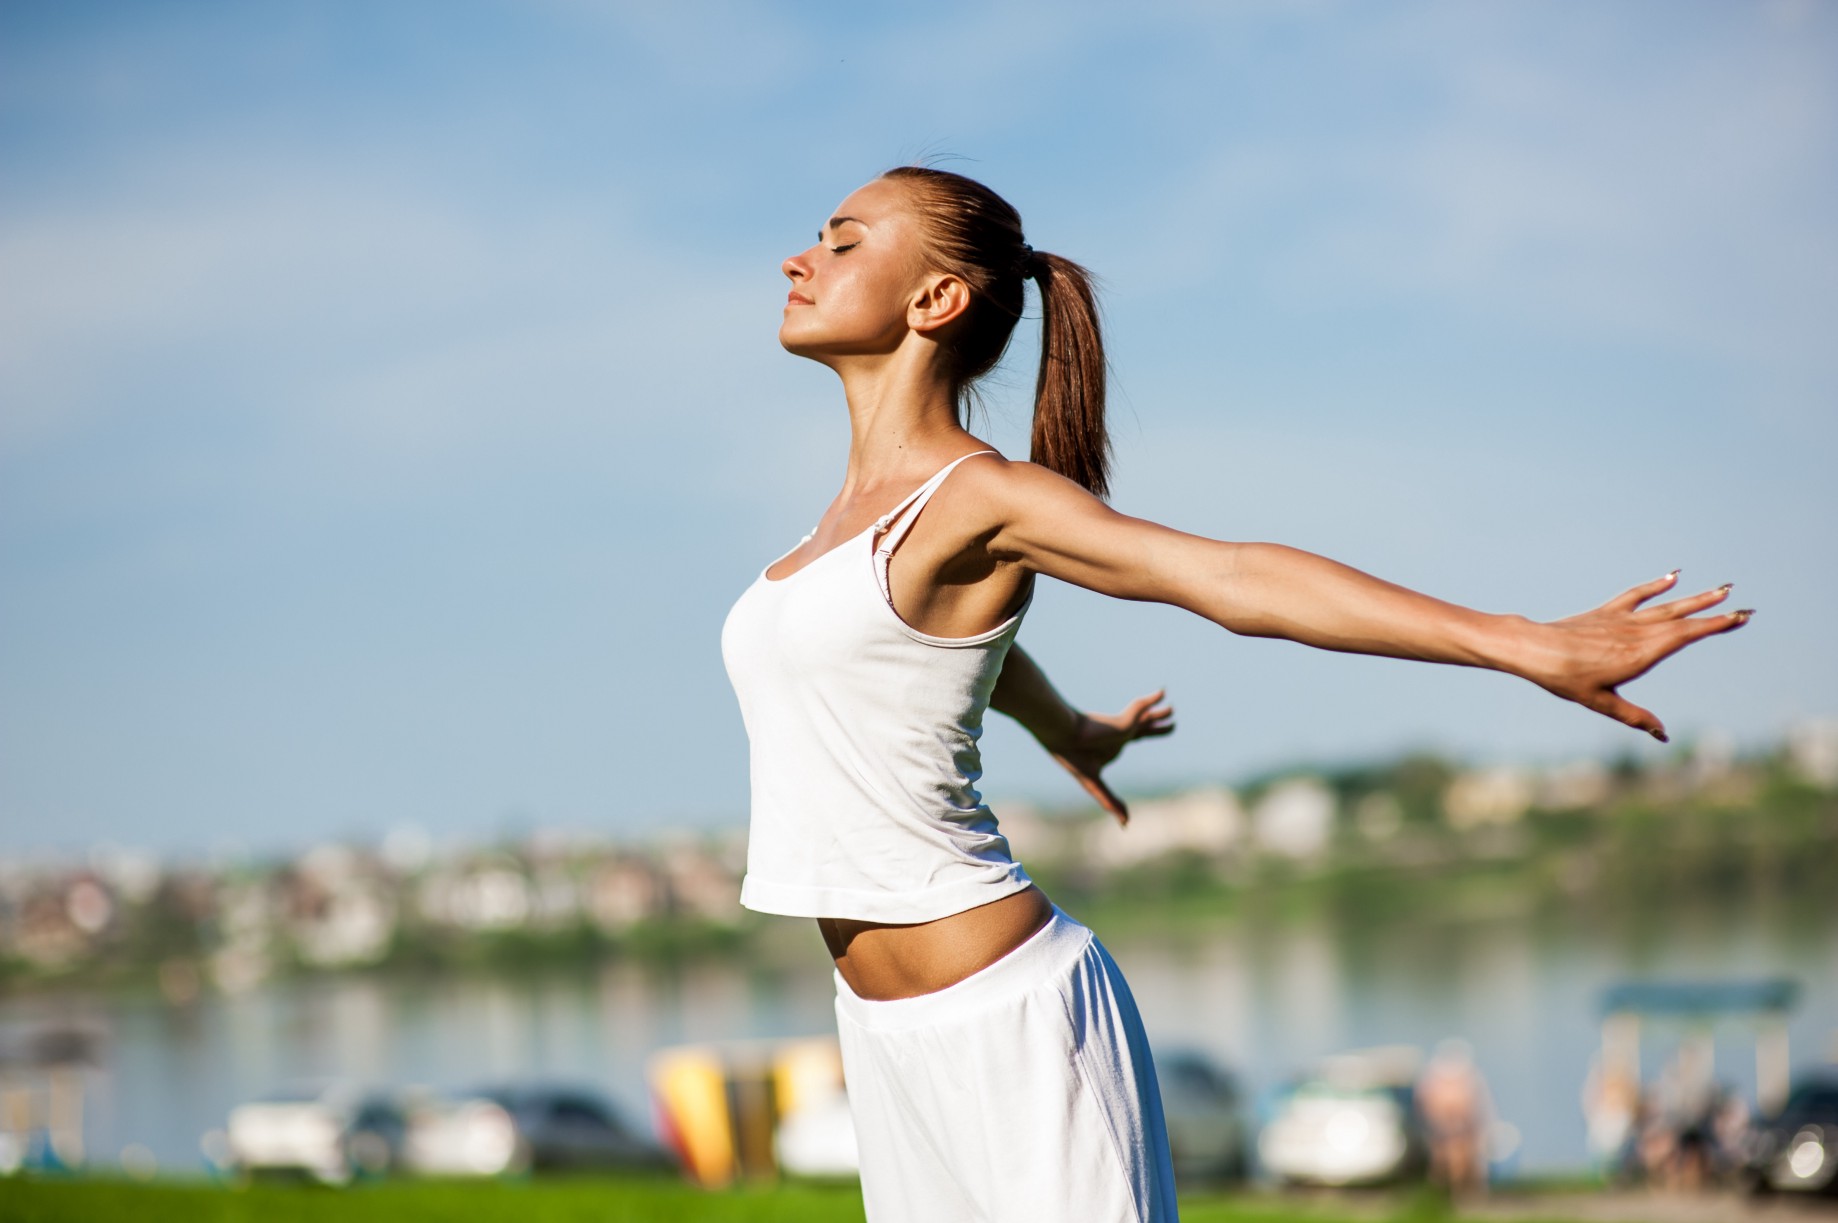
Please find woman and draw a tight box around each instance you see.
[721,166,1747,1222]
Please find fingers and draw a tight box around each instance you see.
[1051,752,1131,826]
[1609,569,1680,613]
[1122,689,1166,721]
[1083,770,1131,827]
[1136,704,1175,735]
[1645,583,1733,621]
[1685,606,1755,639]
[1653,605,1755,661]
[1597,691,1667,743]
[1123,689,1175,737]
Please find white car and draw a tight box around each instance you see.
[1259,1081,1424,1186]
[226,1081,406,1184]
[403,1084,668,1177]
[402,1092,529,1176]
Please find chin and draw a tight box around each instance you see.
[778,323,831,359]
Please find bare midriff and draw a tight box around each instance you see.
[819,886,1055,1001]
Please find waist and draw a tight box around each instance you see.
[819,885,1054,1001]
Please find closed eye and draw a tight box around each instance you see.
[828,243,859,254]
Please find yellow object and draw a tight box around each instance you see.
[649,1047,734,1187]
[773,1038,846,1121]
[651,1036,850,1187]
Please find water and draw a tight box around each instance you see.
[5,896,1833,1177]
[1117,896,1837,1172]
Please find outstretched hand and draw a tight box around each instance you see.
[1047,690,1176,827]
[1526,570,1752,743]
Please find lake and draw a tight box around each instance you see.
[4,889,1833,1177]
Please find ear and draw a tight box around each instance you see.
[907,272,972,334]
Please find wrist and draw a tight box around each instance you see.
[1480,613,1552,682]
[1033,705,1086,754]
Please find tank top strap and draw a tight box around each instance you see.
[873,450,998,557]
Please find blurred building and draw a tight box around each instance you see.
[1082,785,1246,871]
[1443,766,1533,831]
[1788,718,1838,788]
[586,855,665,932]
[1250,778,1336,860]
[1532,759,1613,810]
[2,724,1828,998]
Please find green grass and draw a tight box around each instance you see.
[0,1174,866,1223]
[0,1175,1605,1223]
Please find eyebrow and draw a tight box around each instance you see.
[819,215,865,240]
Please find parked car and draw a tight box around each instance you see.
[226,1081,407,1184]
[1257,1049,1428,1187]
[1743,1073,1838,1195]
[404,1082,668,1176]
[1156,1049,1249,1181]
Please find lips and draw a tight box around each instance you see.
[786,291,813,306]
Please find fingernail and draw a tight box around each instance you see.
[1665,569,1681,580]
[1733,608,1755,623]
[1718,583,1733,594]
[1650,728,1669,743]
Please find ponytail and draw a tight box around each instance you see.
[881,166,1114,499]
[1027,251,1110,501]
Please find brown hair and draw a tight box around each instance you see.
[881,166,1111,499]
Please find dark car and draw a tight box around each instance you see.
[404,1082,669,1176]
[1744,1074,1838,1195]
[1156,1049,1250,1181]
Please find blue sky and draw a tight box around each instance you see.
[3,0,1833,858]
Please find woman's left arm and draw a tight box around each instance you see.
[981,462,1751,743]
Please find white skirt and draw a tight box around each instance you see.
[833,906,1180,1222]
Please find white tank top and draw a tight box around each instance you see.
[720,451,1035,922]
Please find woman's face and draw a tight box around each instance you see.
[779,178,930,362]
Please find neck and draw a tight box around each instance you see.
[830,346,971,491]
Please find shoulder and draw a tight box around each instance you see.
[940,451,1127,566]
[947,451,1101,518]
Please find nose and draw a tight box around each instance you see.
[782,249,812,283]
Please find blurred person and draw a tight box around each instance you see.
[1710,1086,1751,1182]
[1417,1039,1492,1197]
[1637,1042,1713,1191]
[722,165,1750,1223]
[1633,1092,1677,1186]
[1582,1052,1642,1176]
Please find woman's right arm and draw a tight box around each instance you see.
[991,644,1173,825]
